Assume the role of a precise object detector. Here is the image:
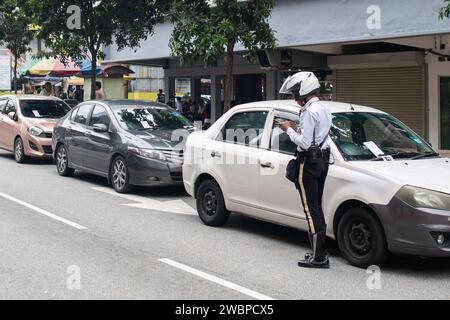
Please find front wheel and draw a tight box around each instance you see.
[56,144,75,176]
[337,207,389,268]
[196,179,230,226]
[14,137,27,163]
[110,156,132,194]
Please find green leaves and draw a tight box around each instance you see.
[0,0,34,56]
[169,0,276,111]
[169,0,276,66]
[439,0,450,19]
[21,0,166,61]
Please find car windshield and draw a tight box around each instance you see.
[330,112,436,161]
[113,105,193,131]
[20,100,71,119]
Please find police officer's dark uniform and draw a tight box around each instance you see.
[279,72,332,269]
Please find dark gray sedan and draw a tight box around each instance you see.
[52,100,193,193]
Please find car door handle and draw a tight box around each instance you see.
[84,131,92,137]
[211,151,221,158]
[260,161,274,168]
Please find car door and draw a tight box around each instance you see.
[83,105,114,175]
[0,99,18,151]
[0,98,8,149]
[67,103,93,167]
[206,109,270,210]
[258,110,306,220]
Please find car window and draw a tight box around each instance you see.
[72,104,92,125]
[3,99,16,115]
[270,111,299,155]
[89,105,111,127]
[218,111,268,148]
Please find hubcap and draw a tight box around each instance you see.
[57,147,67,173]
[347,221,372,256]
[15,140,22,160]
[112,160,126,190]
[202,190,217,216]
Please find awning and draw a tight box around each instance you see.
[68,76,84,86]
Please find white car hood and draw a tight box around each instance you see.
[350,157,450,194]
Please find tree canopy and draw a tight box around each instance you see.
[0,0,34,93]
[169,0,276,112]
[22,0,167,99]
[440,0,450,19]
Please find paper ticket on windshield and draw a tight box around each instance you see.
[363,141,384,157]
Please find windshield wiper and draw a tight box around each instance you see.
[388,151,421,159]
[410,152,440,160]
[369,152,419,161]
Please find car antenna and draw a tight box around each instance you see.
[350,104,355,111]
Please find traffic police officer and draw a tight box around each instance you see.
[279,72,332,269]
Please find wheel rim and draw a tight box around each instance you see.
[202,190,217,216]
[112,159,126,190]
[15,139,22,160]
[57,147,67,173]
[345,220,373,257]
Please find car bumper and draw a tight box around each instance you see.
[372,197,450,257]
[24,134,53,158]
[127,154,183,187]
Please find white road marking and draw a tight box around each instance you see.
[92,187,197,215]
[0,192,87,230]
[158,258,275,300]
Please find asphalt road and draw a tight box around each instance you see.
[0,149,449,300]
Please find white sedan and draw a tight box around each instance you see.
[183,100,450,267]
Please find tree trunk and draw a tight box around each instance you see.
[90,50,97,100]
[13,54,18,94]
[223,40,235,113]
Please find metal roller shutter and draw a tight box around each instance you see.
[335,67,425,137]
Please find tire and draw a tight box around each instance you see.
[110,156,132,194]
[196,179,230,226]
[56,144,75,177]
[14,137,28,163]
[337,207,389,268]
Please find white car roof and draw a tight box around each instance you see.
[235,100,387,115]
[0,94,62,101]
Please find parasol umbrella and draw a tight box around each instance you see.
[79,60,103,76]
[19,57,81,77]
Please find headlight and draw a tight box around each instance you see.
[128,146,166,161]
[28,126,44,137]
[396,186,450,211]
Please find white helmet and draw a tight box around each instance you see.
[279,71,320,100]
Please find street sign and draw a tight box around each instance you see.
[0,55,12,91]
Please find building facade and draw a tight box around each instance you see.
[103,0,450,152]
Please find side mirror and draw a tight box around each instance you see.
[7,112,17,121]
[93,123,109,133]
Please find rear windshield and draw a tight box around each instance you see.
[20,100,71,119]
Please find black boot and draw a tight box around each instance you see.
[298,231,329,269]
[303,232,314,260]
